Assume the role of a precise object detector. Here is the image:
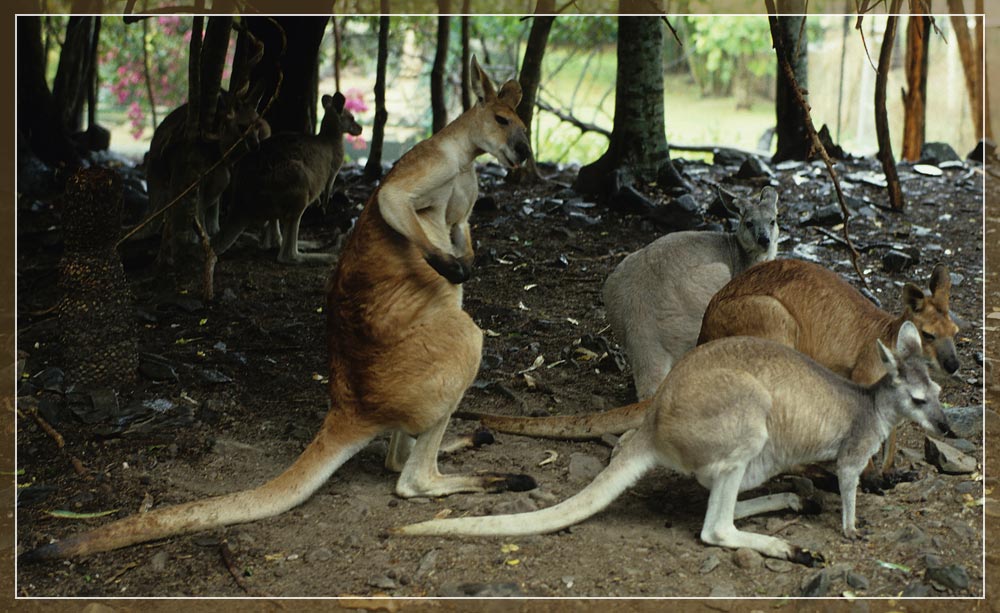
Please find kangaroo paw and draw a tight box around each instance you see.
[481,473,537,493]
[789,547,826,567]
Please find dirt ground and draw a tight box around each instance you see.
[14,150,987,599]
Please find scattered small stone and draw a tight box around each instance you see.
[949,272,965,287]
[926,564,969,591]
[846,571,869,590]
[889,524,929,549]
[709,583,737,598]
[713,148,749,166]
[901,581,932,597]
[367,574,398,590]
[568,452,604,482]
[924,553,945,569]
[306,547,333,563]
[150,550,169,572]
[882,249,913,273]
[925,437,978,474]
[800,203,845,227]
[801,569,831,597]
[416,549,439,578]
[732,547,762,570]
[700,553,721,574]
[966,138,996,163]
[913,164,944,177]
[765,558,793,573]
[528,489,558,504]
[198,368,233,384]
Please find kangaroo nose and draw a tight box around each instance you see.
[943,355,960,374]
[514,140,531,164]
[758,236,770,248]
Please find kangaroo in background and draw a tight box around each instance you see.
[397,323,954,567]
[451,187,778,440]
[21,56,534,562]
[698,258,961,482]
[212,92,363,264]
[605,186,779,400]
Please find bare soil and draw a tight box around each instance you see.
[15,153,986,599]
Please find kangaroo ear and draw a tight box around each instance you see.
[328,92,346,113]
[929,264,951,301]
[717,187,741,217]
[901,283,925,313]
[497,80,523,109]
[896,320,923,358]
[876,339,900,379]
[470,55,496,104]
[758,186,779,212]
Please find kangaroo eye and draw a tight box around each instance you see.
[495,115,510,126]
[745,221,754,228]
[912,396,927,406]
[921,331,935,342]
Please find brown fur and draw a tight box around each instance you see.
[21,57,533,563]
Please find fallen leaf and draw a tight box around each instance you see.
[47,509,119,519]
[876,560,911,574]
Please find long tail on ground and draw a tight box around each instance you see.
[453,399,651,440]
[394,428,657,537]
[20,420,378,562]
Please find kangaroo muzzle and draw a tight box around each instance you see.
[934,338,960,375]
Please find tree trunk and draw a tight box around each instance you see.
[199,16,234,136]
[976,0,991,140]
[431,10,450,134]
[507,2,555,184]
[875,7,904,211]
[573,16,687,198]
[52,16,97,135]
[901,13,929,161]
[947,3,983,139]
[461,10,471,112]
[772,1,811,162]
[364,16,390,182]
[248,16,330,135]
[332,17,342,92]
[17,16,79,167]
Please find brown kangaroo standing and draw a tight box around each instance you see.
[212,92,363,264]
[21,56,534,562]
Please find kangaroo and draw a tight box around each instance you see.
[397,323,954,567]
[698,258,960,481]
[212,92,363,264]
[451,187,778,440]
[147,85,271,244]
[21,56,534,562]
[604,186,779,400]
[456,258,961,451]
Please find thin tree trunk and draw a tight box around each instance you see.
[507,2,555,184]
[947,3,983,138]
[974,0,991,139]
[773,1,810,162]
[364,15,390,182]
[52,16,97,134]
[875,6,904,211]
[901,13,929,161]
[142,17,158,128]
[198,16,234,136]
[461,10,471,112]
[187,16,203,136]
[431,9,450,134]
[332,17,342,93]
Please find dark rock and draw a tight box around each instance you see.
[650,194,703,231]
[139,353,179,382]
[198,369,233,384]
[901,582,932,597]
[566,210,601,228]
[31,367,65,393]
[966,138,995,163]
[925,437,977,474]
[801,569,831,597]
[943,405,983,439]
[846,571,870,590]
[439,582,525,597]
[919,142,962,166]
[926,565,969,591]
[882,249,914,273]
[713,148,749,166]
[474,195,497,211]
[924,553,945,569]
[800,203,846,227]
[736,157,774,179]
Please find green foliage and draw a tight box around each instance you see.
[686,16,774,97]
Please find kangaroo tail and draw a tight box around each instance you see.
[21,419,378,562]
[395,428,658,537]
[453,399,651,440]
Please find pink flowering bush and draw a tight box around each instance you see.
[342,88,368,150]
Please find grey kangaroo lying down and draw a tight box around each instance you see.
[398,323,954,566]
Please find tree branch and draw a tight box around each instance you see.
[535,97,611,138]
